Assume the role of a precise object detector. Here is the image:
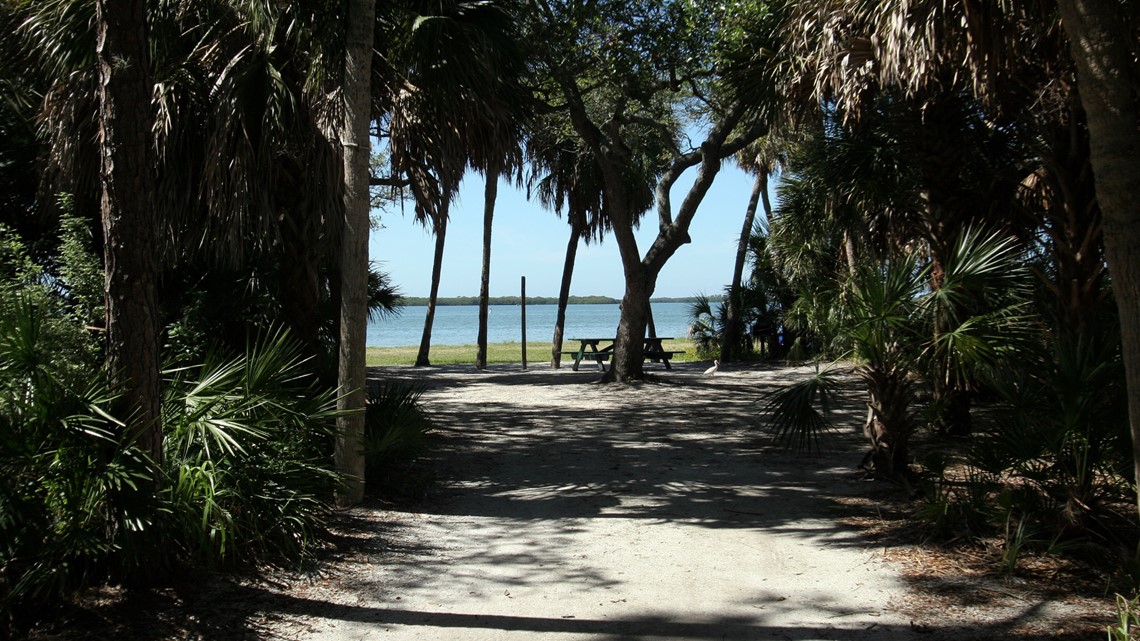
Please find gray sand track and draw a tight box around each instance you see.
[268,362,923,641]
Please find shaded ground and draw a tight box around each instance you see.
[27,361,1113,640]
[260,361,1109,640]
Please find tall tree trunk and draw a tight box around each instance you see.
[280,209,321,358]
[416,210,448,367]
[1057,0,1140,513]
[335,0,376,507]
[96,0,162,467]
[1038,105,1104,336]
[604,261,653,382]
[550,221,581,368]
[843,232,858,283]
[722,170,766,362]
[476,166,498,369]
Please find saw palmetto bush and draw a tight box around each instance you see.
[363,380,434,498]
[761,229,1031,483]
[0,228,344,633]
[163,329,341,565]
[0,233,155,631]
[687,293,727,359]
[971,328,1130,542]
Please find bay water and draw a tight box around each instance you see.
[367,301,698,347]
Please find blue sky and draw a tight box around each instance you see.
[368,161,768,299]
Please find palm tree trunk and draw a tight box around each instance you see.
[860,364,917,484]
[476,166,498,369]
[280,212,321,357]
[96,0,162,468]
[758,165,774,226]
[722,170,766,362]
[335,0,376,507]
[416,210,448,367]
[843,232,858,283]
[1057,0,1140,516]
[551,221,581,368]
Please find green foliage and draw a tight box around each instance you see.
[911,318,1130,576]
[0,232,154,620]
[55,203,104,328]
[686,293,723,359]
[163,329,340,564]
[760,229,1032,480]
[973,328,1129,539]
[368,264,405,321]
[759,364,840,455]
[0,230,341,626]
[1108,593,1140,641]
[914,466,1000,540]
[363,380,433,498]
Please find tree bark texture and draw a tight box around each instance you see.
[476,168,498,370]
[605,264,653,383]
[721,170,765,362]
[96,0,163,467]
[859,364,918,484]
[1057,0,1140,511]
[550,221,581,368]
[335,0,376,507]
[280,212,321,358]
[1037,106,1104,336]
[415,211,448,367]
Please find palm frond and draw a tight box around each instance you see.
[759,364,841,455]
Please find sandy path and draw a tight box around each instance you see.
[268,362,922,641]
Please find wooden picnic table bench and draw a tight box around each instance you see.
[564,337,683,371]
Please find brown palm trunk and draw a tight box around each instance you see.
[1057,0,1140,512]
[335,0,376,506]
[551,221,581,368]
[280,214,321,357]
[860,364,917,483]
[476,167,498,369]
[97,0,162,467]
[722,170,766,362]
[416,210,448,367]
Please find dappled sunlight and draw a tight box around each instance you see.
[240,361,1108,640]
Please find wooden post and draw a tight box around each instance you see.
[521,276,527,370]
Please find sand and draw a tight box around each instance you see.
[260,360,941,641]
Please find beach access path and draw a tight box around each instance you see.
[261,361,1094,641]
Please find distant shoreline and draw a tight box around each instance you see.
[399,295,722,306]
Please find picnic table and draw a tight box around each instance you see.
[563,337,683,371]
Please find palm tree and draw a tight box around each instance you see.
[334,0,377,506]
[476,141,527,371]
[95,0,163,467]
[721,131,789,362]
[1054,1,1140,512]
[765,229,1030,482]
[475,163,500,370]
[764,0,1140,503]
[382,0,525,368]
[525,114,615,367]
[19,0,365,493]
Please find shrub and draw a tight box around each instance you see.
[162,329,340,565]
[0,231,151,629]
[363,380,433,498]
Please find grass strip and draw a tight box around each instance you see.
[366,338,697,367]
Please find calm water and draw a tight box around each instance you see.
[367,302,697,347]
